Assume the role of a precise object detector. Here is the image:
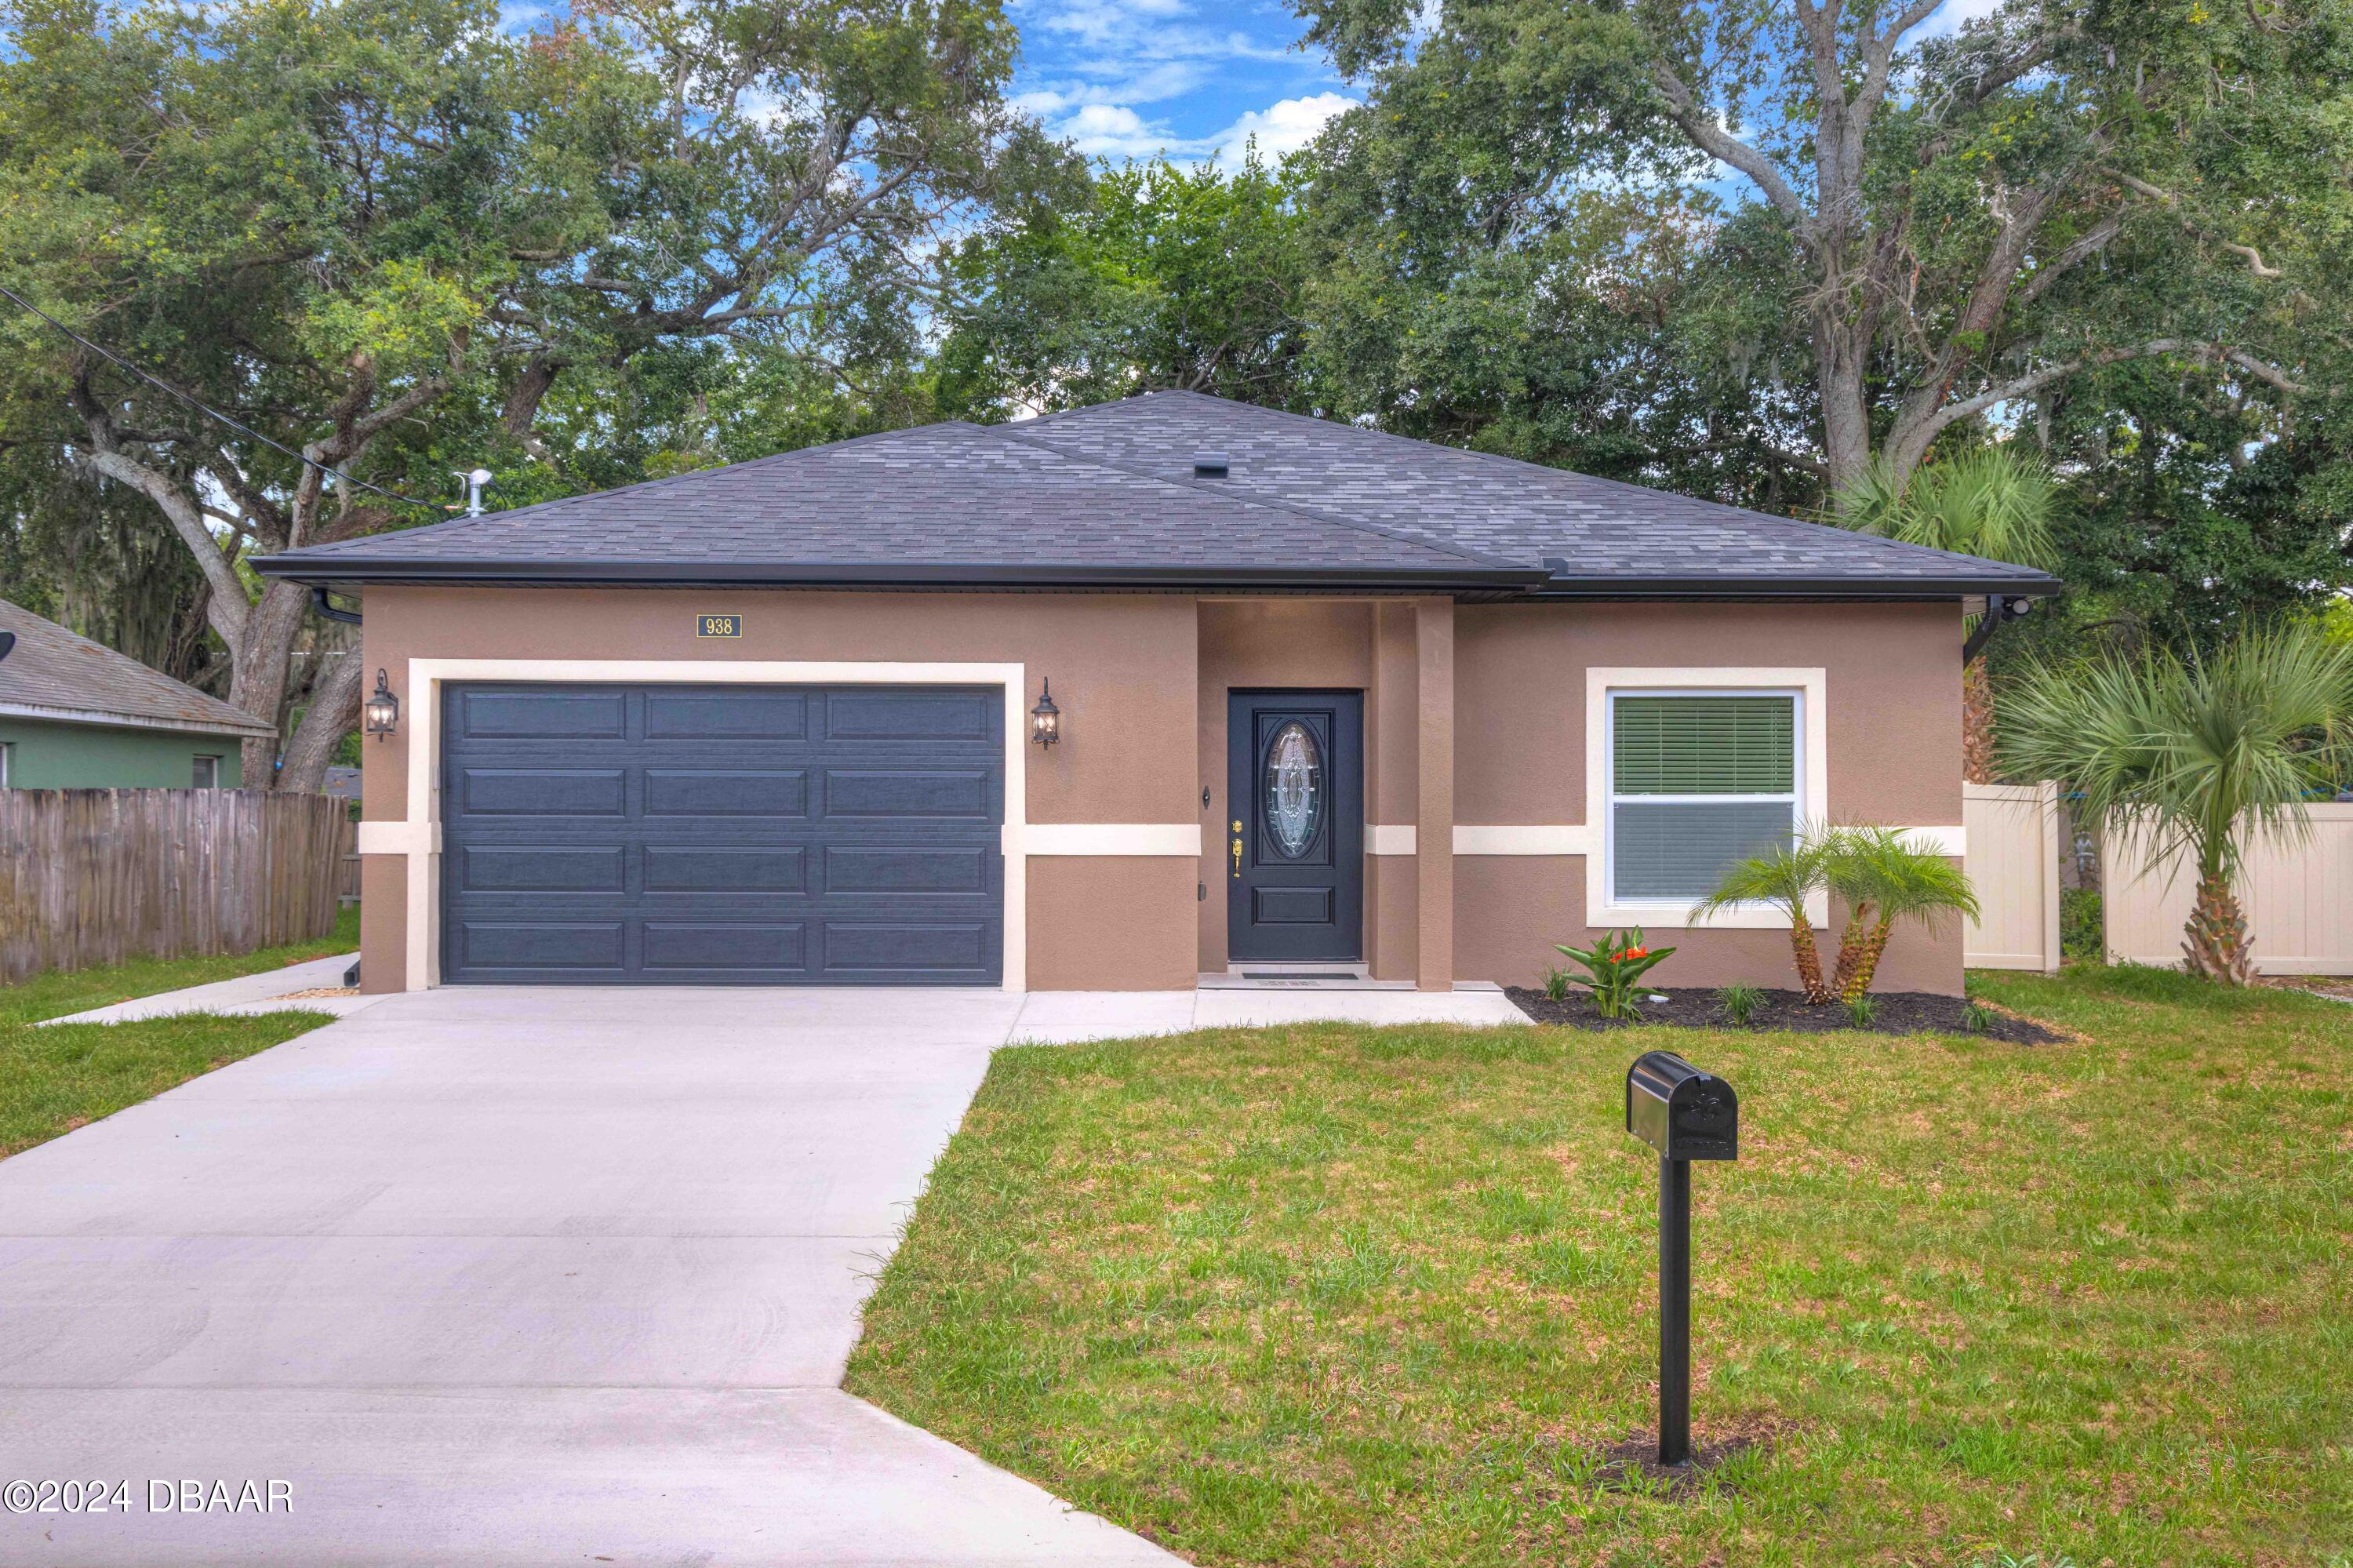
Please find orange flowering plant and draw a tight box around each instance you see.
[1551,926,1677,1020]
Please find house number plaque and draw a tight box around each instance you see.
[696,613,742,638]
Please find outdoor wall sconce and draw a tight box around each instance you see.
[1030,678,1061,748]
[364,668,400,742]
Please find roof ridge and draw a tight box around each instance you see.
[986,420,1536,574]
[1044,390,2049,576]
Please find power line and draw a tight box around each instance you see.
[0,282,438,511]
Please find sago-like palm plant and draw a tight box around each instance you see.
[1693,828,1840,1004]
[1832,448,2059,783]
[1999,624,2353,984]
[1825,827,1980,1001]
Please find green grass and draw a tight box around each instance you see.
[847,965,2353,1566]
[0,907,356,1158]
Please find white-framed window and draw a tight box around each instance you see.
[191,755,220,789]
[1606,689,1801,906]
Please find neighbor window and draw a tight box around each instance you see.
[1608,693,1798,903]
[191,755,220,789]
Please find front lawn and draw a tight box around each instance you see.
[847,966,2351,1566]
[0,908,357,1159]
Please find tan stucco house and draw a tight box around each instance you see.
[256,392,2057,997]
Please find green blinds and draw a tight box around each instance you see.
[1613,697,1795,795]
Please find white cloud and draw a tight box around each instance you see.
[1206,92,1358,169]
[1037,90,1360,169]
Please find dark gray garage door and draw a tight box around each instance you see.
[440,683,1003,984]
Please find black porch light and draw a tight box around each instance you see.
[1030,678,1061,748]
[364,668,400,742]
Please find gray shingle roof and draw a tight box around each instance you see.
[0,599,276,738]
[256,391,2060,598]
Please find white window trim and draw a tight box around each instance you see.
[390,659,1031,993]
[1584,667,1828,930]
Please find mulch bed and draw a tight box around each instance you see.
[1504,985,2065,1045]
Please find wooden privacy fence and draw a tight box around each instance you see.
[1962,780,2063,973]
[2104,804,2353,975]
[0,789,355,984]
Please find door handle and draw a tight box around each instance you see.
[1231,835,1243,877]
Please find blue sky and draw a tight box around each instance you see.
[1005,0,1359,172]
[1005,0,2006,177]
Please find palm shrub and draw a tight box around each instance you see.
[1832,448,2058,783]
[1824,827,1980,1001]
[1694,828,1840,1004]
[1999,623,2353,984]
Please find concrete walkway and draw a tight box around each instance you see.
[38,952,390,1024]
[0,983,1522,1564]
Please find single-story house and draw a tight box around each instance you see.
[0,598,273,788]
[256,391,2058,996]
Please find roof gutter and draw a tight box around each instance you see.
[0,698,277,741]
[1531,571,2065,601]
[252,556,1555,593]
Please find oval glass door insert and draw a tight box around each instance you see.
[1263,721,1324,857]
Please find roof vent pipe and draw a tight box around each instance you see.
[1192,454,1229,479]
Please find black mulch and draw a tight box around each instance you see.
[1504,985,2065,1045]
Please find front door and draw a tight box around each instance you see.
[1227,690,1363,965]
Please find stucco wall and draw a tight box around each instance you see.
[1449,600,1966,994]
[0,719,242,789]
[358,587,1966,998]
[355,586,1198,992]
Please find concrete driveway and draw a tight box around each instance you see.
[0,988,1180,1566]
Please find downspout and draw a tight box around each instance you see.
[1962,594,2033,664]
[311,584,365,988]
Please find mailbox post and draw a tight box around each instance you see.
[1624,1050,1738,1467]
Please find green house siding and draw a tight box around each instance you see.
[0,719,245,789]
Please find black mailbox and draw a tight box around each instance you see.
[1626,1050,1737,1162]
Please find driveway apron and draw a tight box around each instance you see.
[0,987,1178,1566]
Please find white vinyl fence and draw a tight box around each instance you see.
[1961,781,2062,973]
[1962,784,2353,977]
[2103,804,2353,975]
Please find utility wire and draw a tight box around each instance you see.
[0,282,439,511]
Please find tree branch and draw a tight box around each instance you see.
[1647,59,1808,225]
[1913,337,2308,446]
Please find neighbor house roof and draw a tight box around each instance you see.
[0,599,276,740]
[254,391,2062,599]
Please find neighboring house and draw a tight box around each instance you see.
[0,599,274,789]
[256,391,2059,997]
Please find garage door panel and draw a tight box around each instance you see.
[456,845,627,894]
[644,845,808,893]
[442,683,1002,985]
[458,768,627,817]
[645,690,809,740]
[642,922,806,972]
[454,689,627,740]
[822,769,994,820]
[822,845,990,894]
[643,769,809,817]
[456,921,626,973]
[823,922,995,975]
[824,689,994,741]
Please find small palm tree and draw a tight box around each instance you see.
[1695,828,1841,1004]
[1999,623,2353,984]
[1825,828,1980,1001]
[1833,449,2059,783]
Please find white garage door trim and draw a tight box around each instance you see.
[395,660,1029,992]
